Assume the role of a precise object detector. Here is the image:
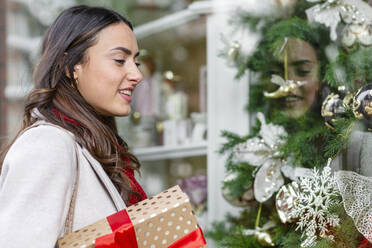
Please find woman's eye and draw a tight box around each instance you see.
[114,59,125,65]
[135,62,141,67]
[296,70,310,77]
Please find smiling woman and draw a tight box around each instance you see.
[0,5,146,247]
[74,22,142,116]
[246,17,330,119]
[269,37,320,118]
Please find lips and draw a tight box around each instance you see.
[284,95,304,106]
[118,88,133,103]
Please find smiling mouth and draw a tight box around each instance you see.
[284,95,304,106]
[119,89,132,96]
[118,89,133,103]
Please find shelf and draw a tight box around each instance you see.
[5,85,32,100]
[132,141,207,161]
[7,34,41,54]
[133,1,212,39]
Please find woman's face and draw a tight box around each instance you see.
[269,37,320,118]
[74,22,143,117]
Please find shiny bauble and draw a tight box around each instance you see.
[321,90,352,128]
[353,83,372,124]
[222,172,254,207]
[275,181,299,223]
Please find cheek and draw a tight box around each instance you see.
[303,80,320,104]
[82,63,120,96]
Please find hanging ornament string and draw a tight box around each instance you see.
[243,203,275,247]
[283,37,289,81]
[255,203,263,229]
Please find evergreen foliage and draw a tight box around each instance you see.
[325,46,372,91]
[211,1,372,247]
[323,111,357,159]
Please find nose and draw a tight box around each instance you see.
[288,69,297,81]
[128,62,143,86]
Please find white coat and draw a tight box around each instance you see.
[0,120,127,247]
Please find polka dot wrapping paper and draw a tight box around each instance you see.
[57,185,207,248]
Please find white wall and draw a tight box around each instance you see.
[206,0,275,227]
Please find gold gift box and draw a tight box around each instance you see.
[57,185,206,248]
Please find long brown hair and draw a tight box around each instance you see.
[0,5,142,205]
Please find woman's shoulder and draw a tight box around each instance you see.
[5,122,77,164]
[17,121,74,145]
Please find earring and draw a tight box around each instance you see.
[70,78,78,89]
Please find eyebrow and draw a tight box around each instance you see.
[290,60,313,66]
[110,46,140,58]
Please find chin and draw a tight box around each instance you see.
[102,107,131,117]
[282,106,309,118]
[116,110,131,117]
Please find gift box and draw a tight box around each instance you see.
[57,185,207,248]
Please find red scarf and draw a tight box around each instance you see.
[53,107,147,205]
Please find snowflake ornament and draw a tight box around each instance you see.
[291,160,341,247]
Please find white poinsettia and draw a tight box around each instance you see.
[234,113,287,202]
[342,23,372,47]
[306,0,372,43]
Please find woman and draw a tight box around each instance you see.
[246,17,330,120]
[266,36,321,118]
[245,17,331,168]
[0,5,146,247]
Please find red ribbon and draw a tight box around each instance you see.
[95,210,206,248]
[168,227,206,248]
[95,209,138,248]
[107,210,132,232]
[359,238,372,248]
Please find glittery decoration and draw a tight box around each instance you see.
[243,221,276,247]
[234,113,288,202]
[264,74,307,99]
[321,90,352,128]
[276,182,299,223]
[220,34,241,67]
[306,0,372,46]
[291,161,341,247]
[352,83,372,122]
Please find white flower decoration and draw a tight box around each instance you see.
[234,113,287,202]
